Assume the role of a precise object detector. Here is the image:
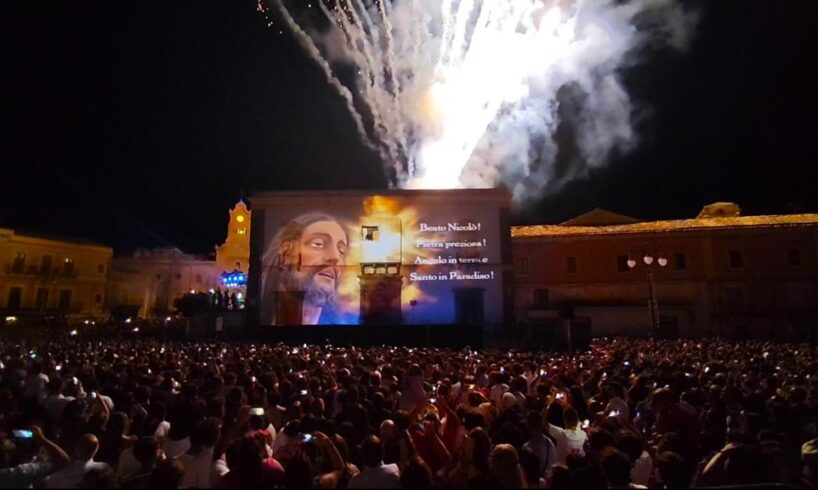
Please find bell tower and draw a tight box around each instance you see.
[216,200,251,275]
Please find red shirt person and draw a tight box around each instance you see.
[219,435,284,488]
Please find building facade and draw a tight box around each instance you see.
[0,228,112,318]
[106,248,221,319]
[216,200,251,275]
[106,200,251,319]
[512,203,818,340]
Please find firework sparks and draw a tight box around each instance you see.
[264,0,696,198]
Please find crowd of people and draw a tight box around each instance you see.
[176,289,245,318]
[0,335,816,488]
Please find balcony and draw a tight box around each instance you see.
[3,264,78,279]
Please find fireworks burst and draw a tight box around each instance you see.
[262,0,696,199]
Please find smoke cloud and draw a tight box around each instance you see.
[265,0,698,202]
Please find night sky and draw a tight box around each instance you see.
[6,1,818,254]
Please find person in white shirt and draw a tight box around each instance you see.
[348,435,400,489]
[44,378,74,424]
[178,418,221,488]
[547,406,587,464]
[44,434,109,488]
[522,411,557,474]
[489,373,510,409]
[163,414,192,460]
[154,420,171,440]
[604,383,630,425]
[163,435,190,460]
[23,363,49,402]
[116,446,140,479]
[632,450,654,487]
[617,430,653,487]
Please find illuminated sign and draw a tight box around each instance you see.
[221,270,247,288]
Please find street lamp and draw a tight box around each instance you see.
[628,252,668,337]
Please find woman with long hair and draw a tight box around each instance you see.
[446,427,492,487]
[489,444,526,489]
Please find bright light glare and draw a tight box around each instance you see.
[268,0,693,197]
[410,6,572,189]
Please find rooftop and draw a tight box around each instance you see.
[513,203,818,238]
[0,227,112,251]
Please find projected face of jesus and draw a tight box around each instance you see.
[297,220,348,296]
[262,213,350,325]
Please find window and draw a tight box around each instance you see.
[12,253,25,273]
[36,288,49,310]
[362,226,379,241]
[565,256,577,273]
[97,263,105,274]
[58,290,72,311]
[729,250,744,268]
[533,288,550,307]
[40,255,53,275]
[514,257,529,275]
[787,248,802,267]
[673,253,688,270]
[63,258,75,276]
[617,255,630,272]
[7,287,23,309]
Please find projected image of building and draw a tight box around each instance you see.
[246,189,512,328]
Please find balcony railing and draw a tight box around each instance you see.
[3,264,78,278]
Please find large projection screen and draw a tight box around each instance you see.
[249,189,510,327]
